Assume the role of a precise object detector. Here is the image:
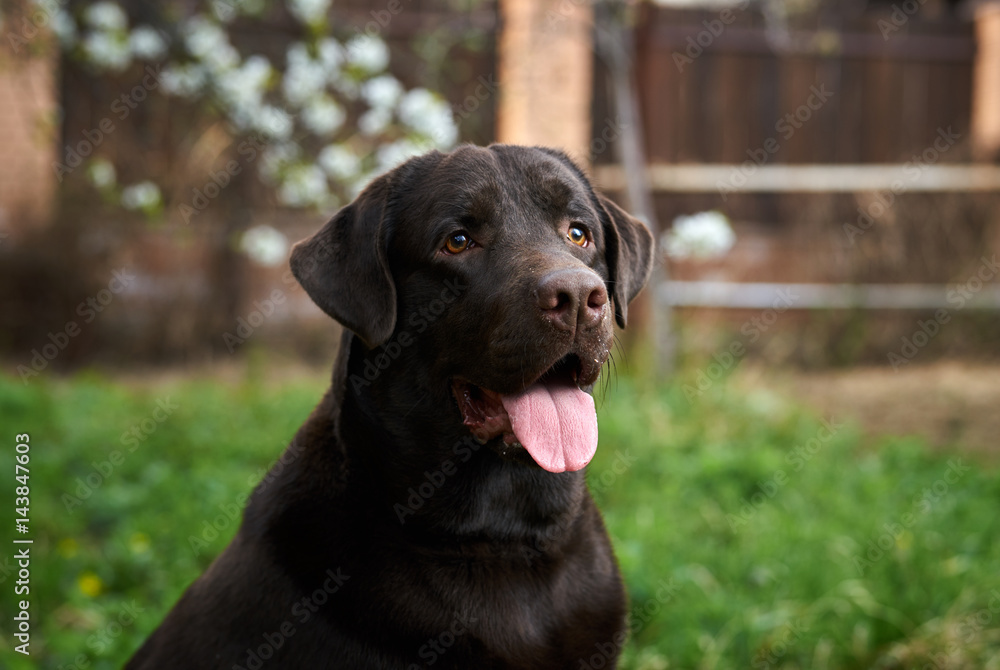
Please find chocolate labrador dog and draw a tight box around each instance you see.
[127,144,653,669]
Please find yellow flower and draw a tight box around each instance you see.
[78,571,103,597]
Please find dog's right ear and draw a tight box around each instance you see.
[290,174,396,349]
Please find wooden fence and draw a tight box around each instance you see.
[627,4,975,166]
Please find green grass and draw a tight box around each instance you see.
[0,366,998,669]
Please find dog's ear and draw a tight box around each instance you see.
[290,174,396,349]
[598,194,655,328]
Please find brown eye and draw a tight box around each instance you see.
[568,226,588,247]
[444,233,471,254]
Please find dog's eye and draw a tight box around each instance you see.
[567,226,589,247]
[444,233,471,254]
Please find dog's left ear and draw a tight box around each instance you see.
[290,174,396,349]
[598,194,655,329]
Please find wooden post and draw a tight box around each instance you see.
[972,2,1000,161]
[496,0,594,163]
[593,1,670,376]
[0,28,59,233]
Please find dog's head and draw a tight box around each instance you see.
[291,144,653,473]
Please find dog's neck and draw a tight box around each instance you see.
[330,331,589,543]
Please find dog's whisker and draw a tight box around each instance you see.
[401,393,429,419]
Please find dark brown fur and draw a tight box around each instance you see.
[126,145,654,670]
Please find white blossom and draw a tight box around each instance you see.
[51,10,78,48]
[278,164,329,208]
[318,145,361,181]
[301,95,345,137]
[240,225,289,266]
[358,108,391,136]
[88,159,117,189]
[211,0,265,22]
[216,55,272,114]
[362,75,403,110]
[376,139,427,172]
[345,35,389,74]
[185,16,238,71]
[317,38,343,81]
[83,32,132,72]
[282,42,328,107]
[120,181,162,211]
[260,142,302,182]
[663,211,736,259]
[398,88,458,147]
[161,63,208,97]
[129,26,167,60]
[85,2,128,32]
[287,0,331,25]
[252,105,293,140]
[330,72,360,100]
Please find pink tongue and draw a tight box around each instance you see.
[500,379,598,473]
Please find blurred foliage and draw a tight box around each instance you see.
[0,363,998,668]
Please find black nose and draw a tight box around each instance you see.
[536,268,608,332]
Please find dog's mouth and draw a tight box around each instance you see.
[451,354,599,473]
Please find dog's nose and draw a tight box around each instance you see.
[536,269,608,332]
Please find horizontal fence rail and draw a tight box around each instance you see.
[659,281,1000,310]
[645,25,975,62]
[594,164,1000,193]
